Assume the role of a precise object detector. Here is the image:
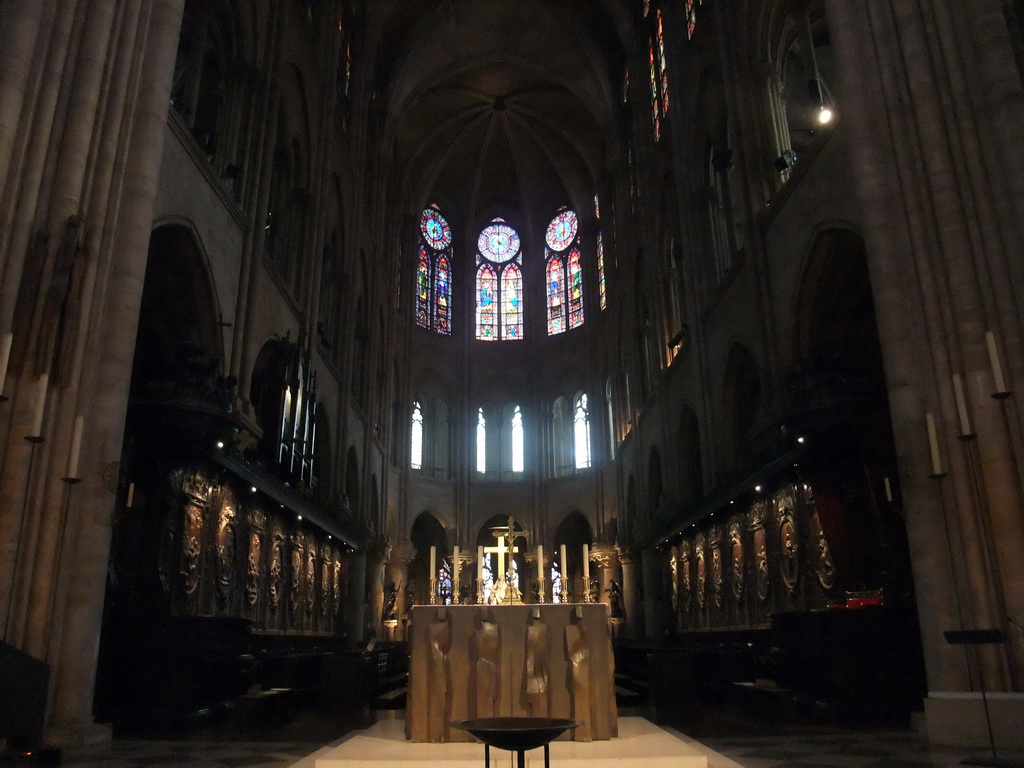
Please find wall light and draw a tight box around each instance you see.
[818,105,833,124]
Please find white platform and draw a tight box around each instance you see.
[311,716,710,768]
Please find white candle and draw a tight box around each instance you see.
[582,544,590,581]
[0,332,12,395]
[537,544,544,580]
[66,415,84,478]
[497,536,505,581]
[430,545,436,577]
[30,373,48,436]
[986,330,1008,394]
[126,482,135,508]
[560,544,567,581]
[952,373,972,435]
[478,545,484,581]
[453,545,459,579]
[926,412,943,476]
[884,477,893,503]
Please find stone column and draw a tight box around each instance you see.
[344,548,368,646]
[617,546,640,639]
[385,539,415,639]
[365,536,391,640]
[826,0,1024,745]
[641,548,664,642]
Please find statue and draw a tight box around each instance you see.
[383,581,400,621]
[606,579,623,618]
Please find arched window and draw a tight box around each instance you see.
[477,407,487,473]
[416,206,454,334]
[552,396,573,476]
[550,561,562,603]
[595,195,607,311]
[574,393,591,469]
[545,209,584,334]
[656,8,669,115]
[476,218,524,341]
[411,400,424,470]
[648,38,661,141]
[511,405,525,473]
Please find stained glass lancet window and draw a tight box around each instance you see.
[648,39,660,141]
[551,562,562,603]
[686,0,700,39]
[411,400,424,470]
[512,405,524,473]
[416,206,454,334]
[477,407,487,473]
[476,218,524,341]
[438,559,453,605]
[595,195,606,311]
[546,209,584,334]
[657,8,669,116]
[574,393,592,469]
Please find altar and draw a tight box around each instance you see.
[405,603,617,743]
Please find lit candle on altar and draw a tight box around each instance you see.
[66,415,84,478]
[497,536,505,581]
[560,544,567,582]
[477,546,484,581]
[30,373,48,436]
[537,544,544,580]
[430,545,436,577]
[986,330,1008,394]
[0,332,12,395]
[453,545,459,579]
[884,477,893,503]
[926,412,943,476]
[582,544,590,582]
[952,373,972,436]
[126,482,135,508]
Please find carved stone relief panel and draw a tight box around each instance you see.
[729,519,744,602]
[775,485,800,594]
[179,468,209,596]
[269,522,285,611]
[246,509,266,610]
[679,539,692,614]
[320,547,331,618]
[306,539,317,616]
[709,525,723,609]
[290,533,305,621]
[669,546,679,612]
[811,510,837,592]
[694,533,706,610]
[215,487,237,610]
[332,554,342,616]
[750,501,770,602]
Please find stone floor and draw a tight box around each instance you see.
[54,707,1024,768]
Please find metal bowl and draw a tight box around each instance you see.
[449,717,582,751]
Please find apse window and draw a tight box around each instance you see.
[416,206,453,335]
[476,219,524,341]
[545,209,584,334]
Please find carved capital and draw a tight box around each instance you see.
[367,535,392,563]
[388,538,417,566]
[615,545,639,565]
[589,545,619,570]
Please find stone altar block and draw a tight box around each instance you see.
[405,604,617,743]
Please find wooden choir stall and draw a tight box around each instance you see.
[405,603,618,742]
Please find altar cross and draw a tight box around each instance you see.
[488,516,530,583]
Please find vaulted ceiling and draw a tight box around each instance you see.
[367,0,630,236]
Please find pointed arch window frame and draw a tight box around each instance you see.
[475,218,524,342]
[545,209,584,335]
[416,206,454,335]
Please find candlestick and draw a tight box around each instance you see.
[926,412,943,476]
[429,577,438,605]
[29,373,48,437]
[986,330,1009,395]
[582,543,590,582]
[66,415,84,479]
[952,373,973,436]
[560,543,567,583]
[430,545,436,578]
[0,332,12,400]
[537,544,544,576]
[477,545,484,581]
